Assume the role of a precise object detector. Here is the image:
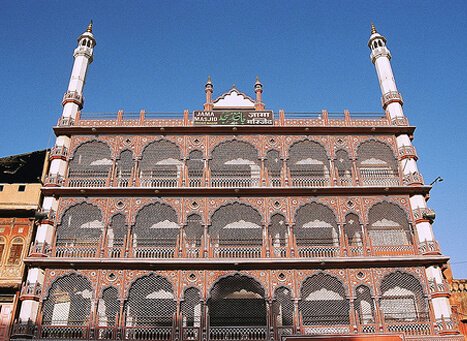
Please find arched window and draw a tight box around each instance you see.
[266,149,281,187]
[210,140,260,187]
[181,287,202,328]
[288,140,330,187]
[42,274,93,327]
[187,150,204,187]
[295,203,339,257]
[344,213,363,256]
[355,285,375,326]
[334,149,353,186]
[273,287,294,328]
[125,274,176,329]
[133,203,179,258]
[380,272,428,323]
[299,273,350,330]
[107,214,127,258]
[140,140,181,187]
[368,202,413,255]
[269,213,288,257]
[357,140,399,186]
[98,287,119,327]
[210,203,263,258]
[7,237,24,265]
[185,214,203,258]
[0,237,5,264]
[68,141,112,187]
[116,150,133,187]
[55,203,103,258]
[208,274,267,327]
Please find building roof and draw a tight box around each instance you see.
[0,150,48,184]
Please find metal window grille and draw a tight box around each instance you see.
[287,140,330,187]
[295,203,339,247]
[368,202,412,246]
[210,203,263,258]
[266,150,281,185]
[125,274,176,327]
[42,274,93,326]
[68,141,112,187]
[56,203,103,257]
[116,150,133,187]
[273,287,294,327]
[210,140,260,187]
[133,203,179,257]
[344,214,363,246]
[299,273,350,326]
[185,214,203,246]
[357,140,399,186]
[208,274,266,326]
[380,271,428,322]
[108,214,127,257]
[140,140,181,187]
[355,285,375,324]
[335,150,353,186]
[269,214,287,257]
[98,287,119,326]
[181,288,202,327]
[187,150,204,184]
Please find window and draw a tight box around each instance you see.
[18,185,26,192]
[0,184,4,191]
[7,238,24,265]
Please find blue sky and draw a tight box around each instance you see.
[1,1,466,277]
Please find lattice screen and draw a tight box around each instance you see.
[344,213,363,246]
[68,141,112,177]
[133,203,179,247]
[42,274,93,326]
[181,287,202,327]
[108,214,126,247]
[210,203,262,245]
[98,287,119,326]
[294,203,339,246]
[208,274,266,326]
[335,149,352,178]
[187,150,204,179]
[210,140,259,177]
[125,274,176,326]
[273,287,294,327]
[266,150,281,178]
[287,140,330,178]
[380,271,427,322]
[357,140,398,171]
[140,140,181,180]
[185,214,203,246]
[299,273,349,325]
[116,150,133,175]
[368,202,412,246]
[269,214,287,247]
[355,285,375,324]
[57,203,103,244]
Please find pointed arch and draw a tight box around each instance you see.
[273,286,294,328]
[354,285,375,325]
[357,140,399,186]
[287,140,330,187]
[344,212,364,256]
[107,213,127,258]
[210,140,260,187]
[116,149,133,187]
[269,213,288,257]
[68,140,112,187]
[55,202,103,258]
[185,213,203,258]
[98,286,119,327]
[266,149,282,186]
[187,150,204,187]
[181,287,202,328]
[334,149,353,186]
[140,139,181,187]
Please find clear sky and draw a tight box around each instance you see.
[1,1,466,277]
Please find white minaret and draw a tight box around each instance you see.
[369,23,456,332]
[17,22,96,326]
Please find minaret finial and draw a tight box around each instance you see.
[207,75,212,84]
[255,75,261,85]
[87,20,93,33]
[370,22,377,35]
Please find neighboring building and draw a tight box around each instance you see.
[0,150,48,341]
[10,23,464,341]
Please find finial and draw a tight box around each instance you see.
[232,83,236,89]
[207,75,212,84]
[255,75,262,85]
[87,20,93,33]
[370,22,377,35]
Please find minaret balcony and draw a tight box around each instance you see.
[36,209,56,225]
[381,91,403,108]
[403,172,424,186]
[20,281,42,301]
[412,207,435,224]
[10,319,36,339]
[29,241,52,257]
[50,145,69,160]
[62,90,84,109]
[436,315,460,335]
[428,279,450,298]
[398,145,418,160]
[418,240,441,255]
[44,173,64,187]
[391,116,409,126]
[57,116,75,126]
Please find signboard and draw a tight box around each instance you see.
[193,110,274,126]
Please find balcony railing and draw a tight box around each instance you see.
[208,326,268,341]
[29,241,52,257]
[20,281,41,300]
